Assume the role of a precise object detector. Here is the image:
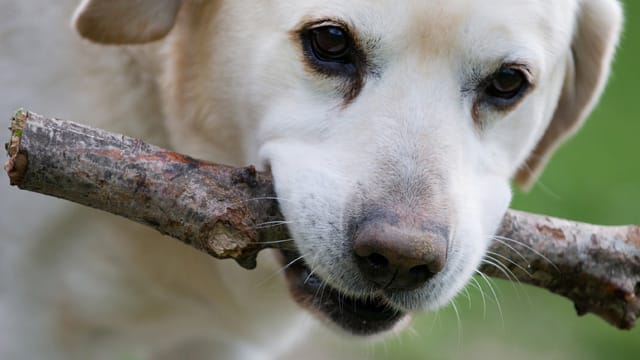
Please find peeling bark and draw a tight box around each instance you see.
[4,110,640,329]
[483,210,640,330]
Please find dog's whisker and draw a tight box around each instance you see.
[449,298,463,345]
[489,235,530,265]
[223,196,297,212]
[302,252,323,285]
[252,220,295,230]
[481,257,511,281]
[313,272,334,309]
[404,321,420,341]
[254,220,294,226]
[337,284,345,316]
[281,254,307,271]
[255,253,308,289]
[303,267,319,286]
[243,196,296,204]
[474,270,504,326]
[481,256,519,284]
[227,219,296,245]
[485,250,532,277]
[380,333,390,360]
[484,255,527,293]
[468,276,487,319]
[253,238,295,245]
[525,173,562,200]
[481,256,527,301]
[493,235,559,271]
[462,286,473,309]
[386,318,409,351]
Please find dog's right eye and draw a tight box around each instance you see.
[310,26,351,62]
[300,23,359,77]
[298,21,365,102]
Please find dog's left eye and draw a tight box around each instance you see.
[310,26,351,62]
[482,67,530,107]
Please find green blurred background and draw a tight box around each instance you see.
[375,1,640,359]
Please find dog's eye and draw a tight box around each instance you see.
[484,67,529,105]
[309,26,352,62]
[487,68,525,98]
[299,21,364,102]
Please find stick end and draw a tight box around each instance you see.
[5,109,29,186]
[5,152,28,186]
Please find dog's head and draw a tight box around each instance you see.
[74,0,622,335]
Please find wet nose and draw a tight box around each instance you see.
[353,223,448,290]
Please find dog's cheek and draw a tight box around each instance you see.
[426,174,511,310]
[478,175,512,236]
[261,144,370,289]
[452,173,511,290]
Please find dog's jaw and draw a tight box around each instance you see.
[279,249,411,335]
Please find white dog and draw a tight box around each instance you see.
[0,0,622,359]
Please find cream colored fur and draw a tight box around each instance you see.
[0,0,622,359]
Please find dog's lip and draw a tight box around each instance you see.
[279,250,409,336]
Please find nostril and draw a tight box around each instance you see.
[354,252,394,288]
[367,253,389,269]
[409,264,436,282]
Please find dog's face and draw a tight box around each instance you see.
[74,0,622,336]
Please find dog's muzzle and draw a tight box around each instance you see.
[279,209,449,335]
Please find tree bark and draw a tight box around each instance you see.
[4,110,640,330]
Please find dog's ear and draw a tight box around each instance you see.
[73,0,183,44]
[514,0,623,189]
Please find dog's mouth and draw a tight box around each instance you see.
[279,250,410,336]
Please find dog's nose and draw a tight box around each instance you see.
[353,223,448,290]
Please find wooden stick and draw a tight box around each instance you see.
[4,110,640,329]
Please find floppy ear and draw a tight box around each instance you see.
[73,0,183,44]
[514,0,623,189]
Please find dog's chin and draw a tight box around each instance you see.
[279,250,411,336]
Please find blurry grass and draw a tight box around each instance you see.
[375,1,640,358]
[119,355,142,360]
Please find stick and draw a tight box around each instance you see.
[4,110,640,330]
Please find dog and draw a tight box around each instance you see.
[0,0,622,359]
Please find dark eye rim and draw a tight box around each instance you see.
[299,20,359,77]
[480,64,533,109]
